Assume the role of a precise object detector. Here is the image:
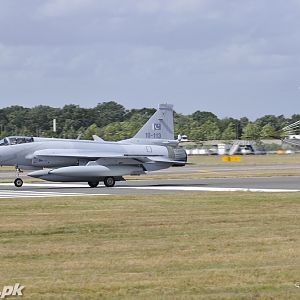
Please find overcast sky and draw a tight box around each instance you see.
[0,0,300,119]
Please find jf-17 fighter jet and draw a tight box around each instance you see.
[0,104,187,188]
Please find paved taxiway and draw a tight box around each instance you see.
[0,176,300,198]
[1,162,300,198]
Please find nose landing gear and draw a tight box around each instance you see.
[14,167,23,187]
[14,178,23,187]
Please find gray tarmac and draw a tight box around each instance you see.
[1,162,300,198]
[0,175,300,198]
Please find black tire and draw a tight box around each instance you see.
[14,178,23,188]
[104,176,115,187]
[88,181,99,188]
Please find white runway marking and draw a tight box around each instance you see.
[0,183,299,197]
[0,183,90,188]
[0,191,110,199]
[116,186,300,193]
[0,183,110,198]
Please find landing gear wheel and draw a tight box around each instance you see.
[88,181,99,188]
[14,178,23,188]
[104,176,115,187]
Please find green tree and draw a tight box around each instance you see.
[26,105,60,136]
[260,123,277,139]
[124,108,156,122]
[239,117,249,131]
[0,109,9,138]
[192,111,218,124]
[189,121,205,141]
[242,123,261,140]
[93,101,126,128]
[83,123,101,140]
[0,101,296,142]
[59,104,91,134]
[3,106,30,134]
[219,117,238,132]
[255,115,286,131]
[199,120,221,140]
[101,122,128,141]
[174,114,192,138]
[221,122,236,140]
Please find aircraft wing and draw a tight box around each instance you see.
[27,149,122,160]
[29,149,177,164]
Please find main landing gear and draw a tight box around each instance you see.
[104,176,115,187]
[87,177,116,188]
[14,167,23,187]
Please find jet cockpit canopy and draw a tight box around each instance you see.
[0,136,34,146]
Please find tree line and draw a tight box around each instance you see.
[0,101,299,141]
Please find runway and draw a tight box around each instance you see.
[0,176,300,198]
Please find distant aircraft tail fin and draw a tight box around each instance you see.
[133,104,174,140]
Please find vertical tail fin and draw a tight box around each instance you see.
[133,104,174,140]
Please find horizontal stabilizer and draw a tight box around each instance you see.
[147,156,186,165]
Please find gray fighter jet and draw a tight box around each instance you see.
[0,104,187,187]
